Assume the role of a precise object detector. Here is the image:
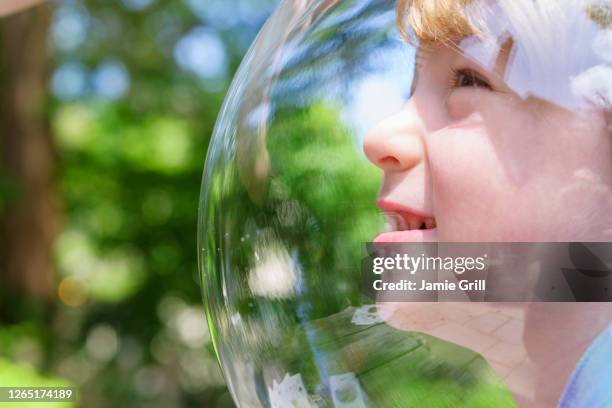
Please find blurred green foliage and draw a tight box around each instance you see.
[1,0,277,407]
[265,103,381,314]
[200,100,382,369]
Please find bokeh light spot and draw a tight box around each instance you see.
[53,103,95,150]
[174,26,227,80]
[51,62,88,101]
[92,60,130,101]
[58,276,88,307]
[85,324,119,363]
[51,4,90,51]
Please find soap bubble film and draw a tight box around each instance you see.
[199,0,612,406]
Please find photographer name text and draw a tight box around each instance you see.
[373,279,486,292]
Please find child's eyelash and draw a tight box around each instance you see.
[449,67,493,91]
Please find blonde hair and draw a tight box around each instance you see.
[586,3,612,28]
[396,0,475,46]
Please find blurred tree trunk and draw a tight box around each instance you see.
[0,4,56,299]
[0,0,47,18]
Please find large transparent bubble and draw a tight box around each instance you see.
[199,0,612,407]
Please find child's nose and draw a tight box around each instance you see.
[363,105,425,173]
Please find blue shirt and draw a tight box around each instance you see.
[558,323,612,407]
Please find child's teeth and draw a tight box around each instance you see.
[385,214,401,231]
[397,215,407,231]
[384,215,393,232]
[407,214,420,230]
[384,213,436,231]
[383,221,393,233]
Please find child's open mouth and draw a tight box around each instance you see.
[373,200,438,243]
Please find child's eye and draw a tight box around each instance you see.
[452,69,493,90]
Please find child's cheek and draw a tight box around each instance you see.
[426,125,520,241]
[447,90,543,185]
[446,88,488,120]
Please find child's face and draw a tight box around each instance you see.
[364,43,612,242]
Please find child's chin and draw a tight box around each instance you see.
[373,228,437,243]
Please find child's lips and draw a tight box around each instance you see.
[374,199,437,242]
[376,199,433,219]
[373,228,438,243]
